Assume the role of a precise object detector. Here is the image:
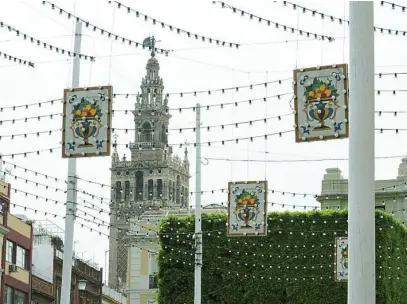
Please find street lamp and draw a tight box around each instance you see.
[77,279,87,292]
[77,279,102,304]
[77,279,88,304]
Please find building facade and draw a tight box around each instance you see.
[0,179,34,304]
[108,52,190,290]
[31,221,104,303]
[317,158,407,223]
[125,204,226,304]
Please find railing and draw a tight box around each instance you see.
[129,142,167,150]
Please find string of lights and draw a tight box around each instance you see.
[1,125,407,158]
[2,160,322,211]
[0,113,61,125]
[43,1,172,55]
[212,1,335,41]
[119,93,291,113]
[0,50,34,67]
[0,146,60,158]
[0,161,321,211]
[115,78,291,98]
[381,1,406,12]
[77,207,228,237]
[1,105,407,130]
[204,154,407,164]
[1,160,66,183]
[0,98,61,111]
[0,128,60,140]
[280,1,407,36]
[4,170,115,206]
[4,188,403,251]
[0,72,404,112]
[0,20,95,60]
[111,1,240,49]
[2,182,111,214]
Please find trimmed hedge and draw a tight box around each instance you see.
[157,210,407,304]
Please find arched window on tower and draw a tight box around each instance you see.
[141,122,153,142]
[135,171,143,201]
[157,179,163,199]
[161,124,167,144]
[148,180,153,199]
[115,181,121,201]
[176,176,181,205]
[172,181,176,203]
[181,186,185,207]
[124,181,130,201]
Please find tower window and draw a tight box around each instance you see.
[141,122,153,142]
[124,181,130,200]
[136,171,143,201]
[176,175,181,205]
[116,181,122,201]
[148,179,154,199]
[161,124,167,144]
[172,181,176,203]
[157,179,163,198]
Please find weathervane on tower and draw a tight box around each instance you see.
[143,36,162,58]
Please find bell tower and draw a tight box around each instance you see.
[108,37,189,290]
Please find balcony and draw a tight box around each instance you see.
[129,141,167,150]
[32,275,54,299]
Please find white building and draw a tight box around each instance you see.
[317,158,407,224]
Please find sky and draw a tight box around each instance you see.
[0,0,407,283]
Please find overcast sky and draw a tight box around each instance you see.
[0,0,406,282]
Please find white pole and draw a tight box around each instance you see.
[194,104,202,304]
[348,2,375,304]
[60,20,82,304]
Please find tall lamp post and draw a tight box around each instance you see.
[348,1,375,304]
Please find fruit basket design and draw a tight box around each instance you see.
[69,97,104,148]
[302,77,341,131]
[233,190,260,229]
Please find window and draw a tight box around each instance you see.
[176,175,181,205]
[375,205,385,211]
[115,181,121,201]
[6,240,13,263]
[157,179,163,198]
[149,253,158,289]
[149,274,158,289]
[135,171,144,201]
[149,254,158,274]
[141,122,153,142]
[6,241,29,270]
[4,285,12,304]
[16,245,28,269]
[56,285,61,304]
[148,180,153,198]
[160,124,167,143]
[14,289,26,304]
[4,286,27,304]
[124,181,130,200]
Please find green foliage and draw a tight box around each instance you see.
[157,210,407,304]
